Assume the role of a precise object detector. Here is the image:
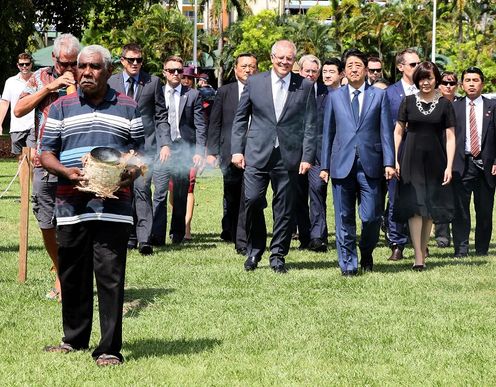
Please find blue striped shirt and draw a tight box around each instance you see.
[41,87,144,225]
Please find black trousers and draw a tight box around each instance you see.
[57,221,131,361]
[452,158,495,255]
[243,148,295,267]
[221,163,247,250]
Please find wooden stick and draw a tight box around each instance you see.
[18,147,31,283]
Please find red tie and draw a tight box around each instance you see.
[469,101,480,157]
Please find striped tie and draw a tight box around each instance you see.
[469,101,480,157]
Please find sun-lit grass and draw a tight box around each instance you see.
[1,158,495,386]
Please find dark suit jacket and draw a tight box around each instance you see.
[207,81,239,169]
[231,71,317,171]
[386,80,406,124]
[108,71,170,155]
[453,96,496,187]
[321,83,394,179]
[315,82,329,163]
[165,85,207,155]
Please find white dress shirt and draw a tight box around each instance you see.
[165,83,182,140]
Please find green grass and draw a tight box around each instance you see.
[1,158,495,386]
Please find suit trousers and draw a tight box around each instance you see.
[132,166,155,244]
[386,177,409,247]
[291,174,311,245]
[331,156,382,272]
[221,163,247,250]
[57,221,130,361]
[152,141,192,243]
[452,158,495,255]
[243,148,294,267]
[308,162,328,242]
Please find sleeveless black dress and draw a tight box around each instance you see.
[393,95,456,223]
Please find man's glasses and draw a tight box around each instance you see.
[164,68,184,75]
[406,62,420,68]
[18,62,31,67]
[57,59,78,68]
[441,80,457,87]
[123,57,143,64]
[368,68,382,74]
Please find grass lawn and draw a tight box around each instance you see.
[0,158,495,386]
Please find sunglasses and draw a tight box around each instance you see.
[368,68,382,74]
[18,62,32,67]
[406,62,420,68]
[57,59,78,68]
[440,80,457,87]
[164,68,184,75]
[123,57,143,64]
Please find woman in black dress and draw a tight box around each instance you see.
[393,62,456,271]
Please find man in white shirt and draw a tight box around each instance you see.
[0,53,35,161]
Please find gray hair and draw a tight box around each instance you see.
[78,45,113,69]
[53,33,81,57]
[298,54,321,70]
[271,40,297,58]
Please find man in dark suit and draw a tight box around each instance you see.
[108,43,170,256]
[385,48,420,261]
[452,66,496,257]
[207,53,258,254]
[151,55,207,245]
[320,48,395,275]
[231,40,317,274]
[297,54,329,252]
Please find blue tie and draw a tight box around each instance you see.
[351,89,360,125]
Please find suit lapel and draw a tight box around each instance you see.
[115,73,126,94]
[178,86,188,118]
[457,98,467,144]
[278,73,298,122]
[341,85,356,129]
[481,97,492,147]
[135,71,146,101]
[264,72,277,122]
[358,85,375,128]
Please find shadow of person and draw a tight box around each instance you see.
[123,287,174,318]
[125,338,222,360]
[288,260,336,270]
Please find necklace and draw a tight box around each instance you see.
[415,91,441,115]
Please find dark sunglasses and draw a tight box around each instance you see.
[57,59,78,68]
[406,62,420,68]
[18,62,31,67]
[78,62,103,70]
[164,68,184,75]
[368,68,382,74]
[441,80,457,87]
[123,57,143,64]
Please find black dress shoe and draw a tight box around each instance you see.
[272,264,287,274]
[475,250,488,256]
[149,236,165,246]
[412,264,426,271]
[138,243,153,255]
[388,246,403,261]
[236,247,247,256]
[244,256,259,271]
[361,265,373,273]
[127,240,137,250]
[342,270,358,276]
[308,238,327,252]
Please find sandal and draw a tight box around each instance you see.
[95,354,123,367]
[44,342,74,353]
[46,288,60,301]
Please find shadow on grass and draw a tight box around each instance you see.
[0,244,46,253]
[125,337,222,360]
[288,260,336,270]
[372,258,488,273]
[123,287,174,318]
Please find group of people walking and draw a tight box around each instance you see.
[1,33,495,366]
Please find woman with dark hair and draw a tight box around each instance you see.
[393,61,456,271]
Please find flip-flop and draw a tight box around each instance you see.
[95,354,123,367]
[45,288,60,301]
[44,342,74,353]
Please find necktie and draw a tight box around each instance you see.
[169,89,178,141]
[351,90,360,125]
[127,77,135,99]
[274,78,286,121]
[469,101,480,157]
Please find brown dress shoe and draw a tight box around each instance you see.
[388,246,403,261]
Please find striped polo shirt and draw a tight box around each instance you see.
[41,87,144,226]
